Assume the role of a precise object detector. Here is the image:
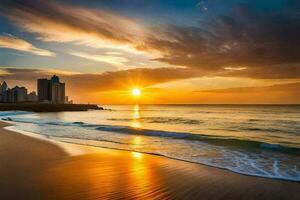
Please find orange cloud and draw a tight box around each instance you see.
[69,51,129,67]
[0,34,55,57]
[2,0,147,54]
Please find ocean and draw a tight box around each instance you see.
[1,105,300,182]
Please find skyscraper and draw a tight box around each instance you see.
[51,82,65,104]
[37,79,51,102]
[51,75,60,84]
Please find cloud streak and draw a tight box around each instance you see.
[0,0,147,53]
[0,34,55,57]
[69,51,129,67]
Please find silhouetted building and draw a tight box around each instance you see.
[1,88,13,103]
[0,81,40,103]
[11,86,28,102]
[0,81,7,94]
[51,82,65,104]
[37,75,65,104]
[0,76,67,104]
[51,75,60,84]
[27,91,38,102]
[37,79,51,102]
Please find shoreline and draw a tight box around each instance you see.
[6,121,300,183]
[1,122,300,199]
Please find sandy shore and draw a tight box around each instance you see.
[0,122,299,200]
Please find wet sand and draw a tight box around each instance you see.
[0,122,299,200]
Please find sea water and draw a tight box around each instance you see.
[1,105,300,181]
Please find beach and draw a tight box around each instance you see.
[0,121,299,200]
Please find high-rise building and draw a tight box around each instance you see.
[51,82,65,104]
[27,91,38,102]
[37,75,66,104]
[51,75,60,84]
[37,79,51,102]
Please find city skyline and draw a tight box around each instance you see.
[0,74,70,104]
[0,0,299,104]
[0,80,37,103]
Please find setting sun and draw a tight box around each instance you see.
[131,88,141,97]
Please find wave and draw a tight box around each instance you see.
[4,115,300,182]
[107,117,202,125]
[3,117,300,155]
[0,111,32,117]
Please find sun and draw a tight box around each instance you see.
[132,88,141,97]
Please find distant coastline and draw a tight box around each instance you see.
[0,103,103,112]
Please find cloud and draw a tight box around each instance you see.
[142,2,300,78]
[224,67,247,71]
[69,51,129,67]
[0,34,55,57]
[1,0,300,79]
[0,0,147,54]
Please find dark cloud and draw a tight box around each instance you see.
[143,2,300,78]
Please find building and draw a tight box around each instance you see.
[51,75,60,84]
[37,75,66,104]
[37,79,51,102]
[0,81,7,101]
[27,91,38,102]
[0,81,39,103]
[0,81,7,94]
[11,86,28,102]
[0,86,28,103]
[1,88,13,103]
[51,82,65,104]
[65,96,69,104]
[0,76,66,104]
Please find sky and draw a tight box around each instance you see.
[0,0,299,104]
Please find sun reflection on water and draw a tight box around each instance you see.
[131,104,141,128]
[131,121,141,128]
[133,136,142,145]
[133,105,140,119]
[131,152,143,160]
